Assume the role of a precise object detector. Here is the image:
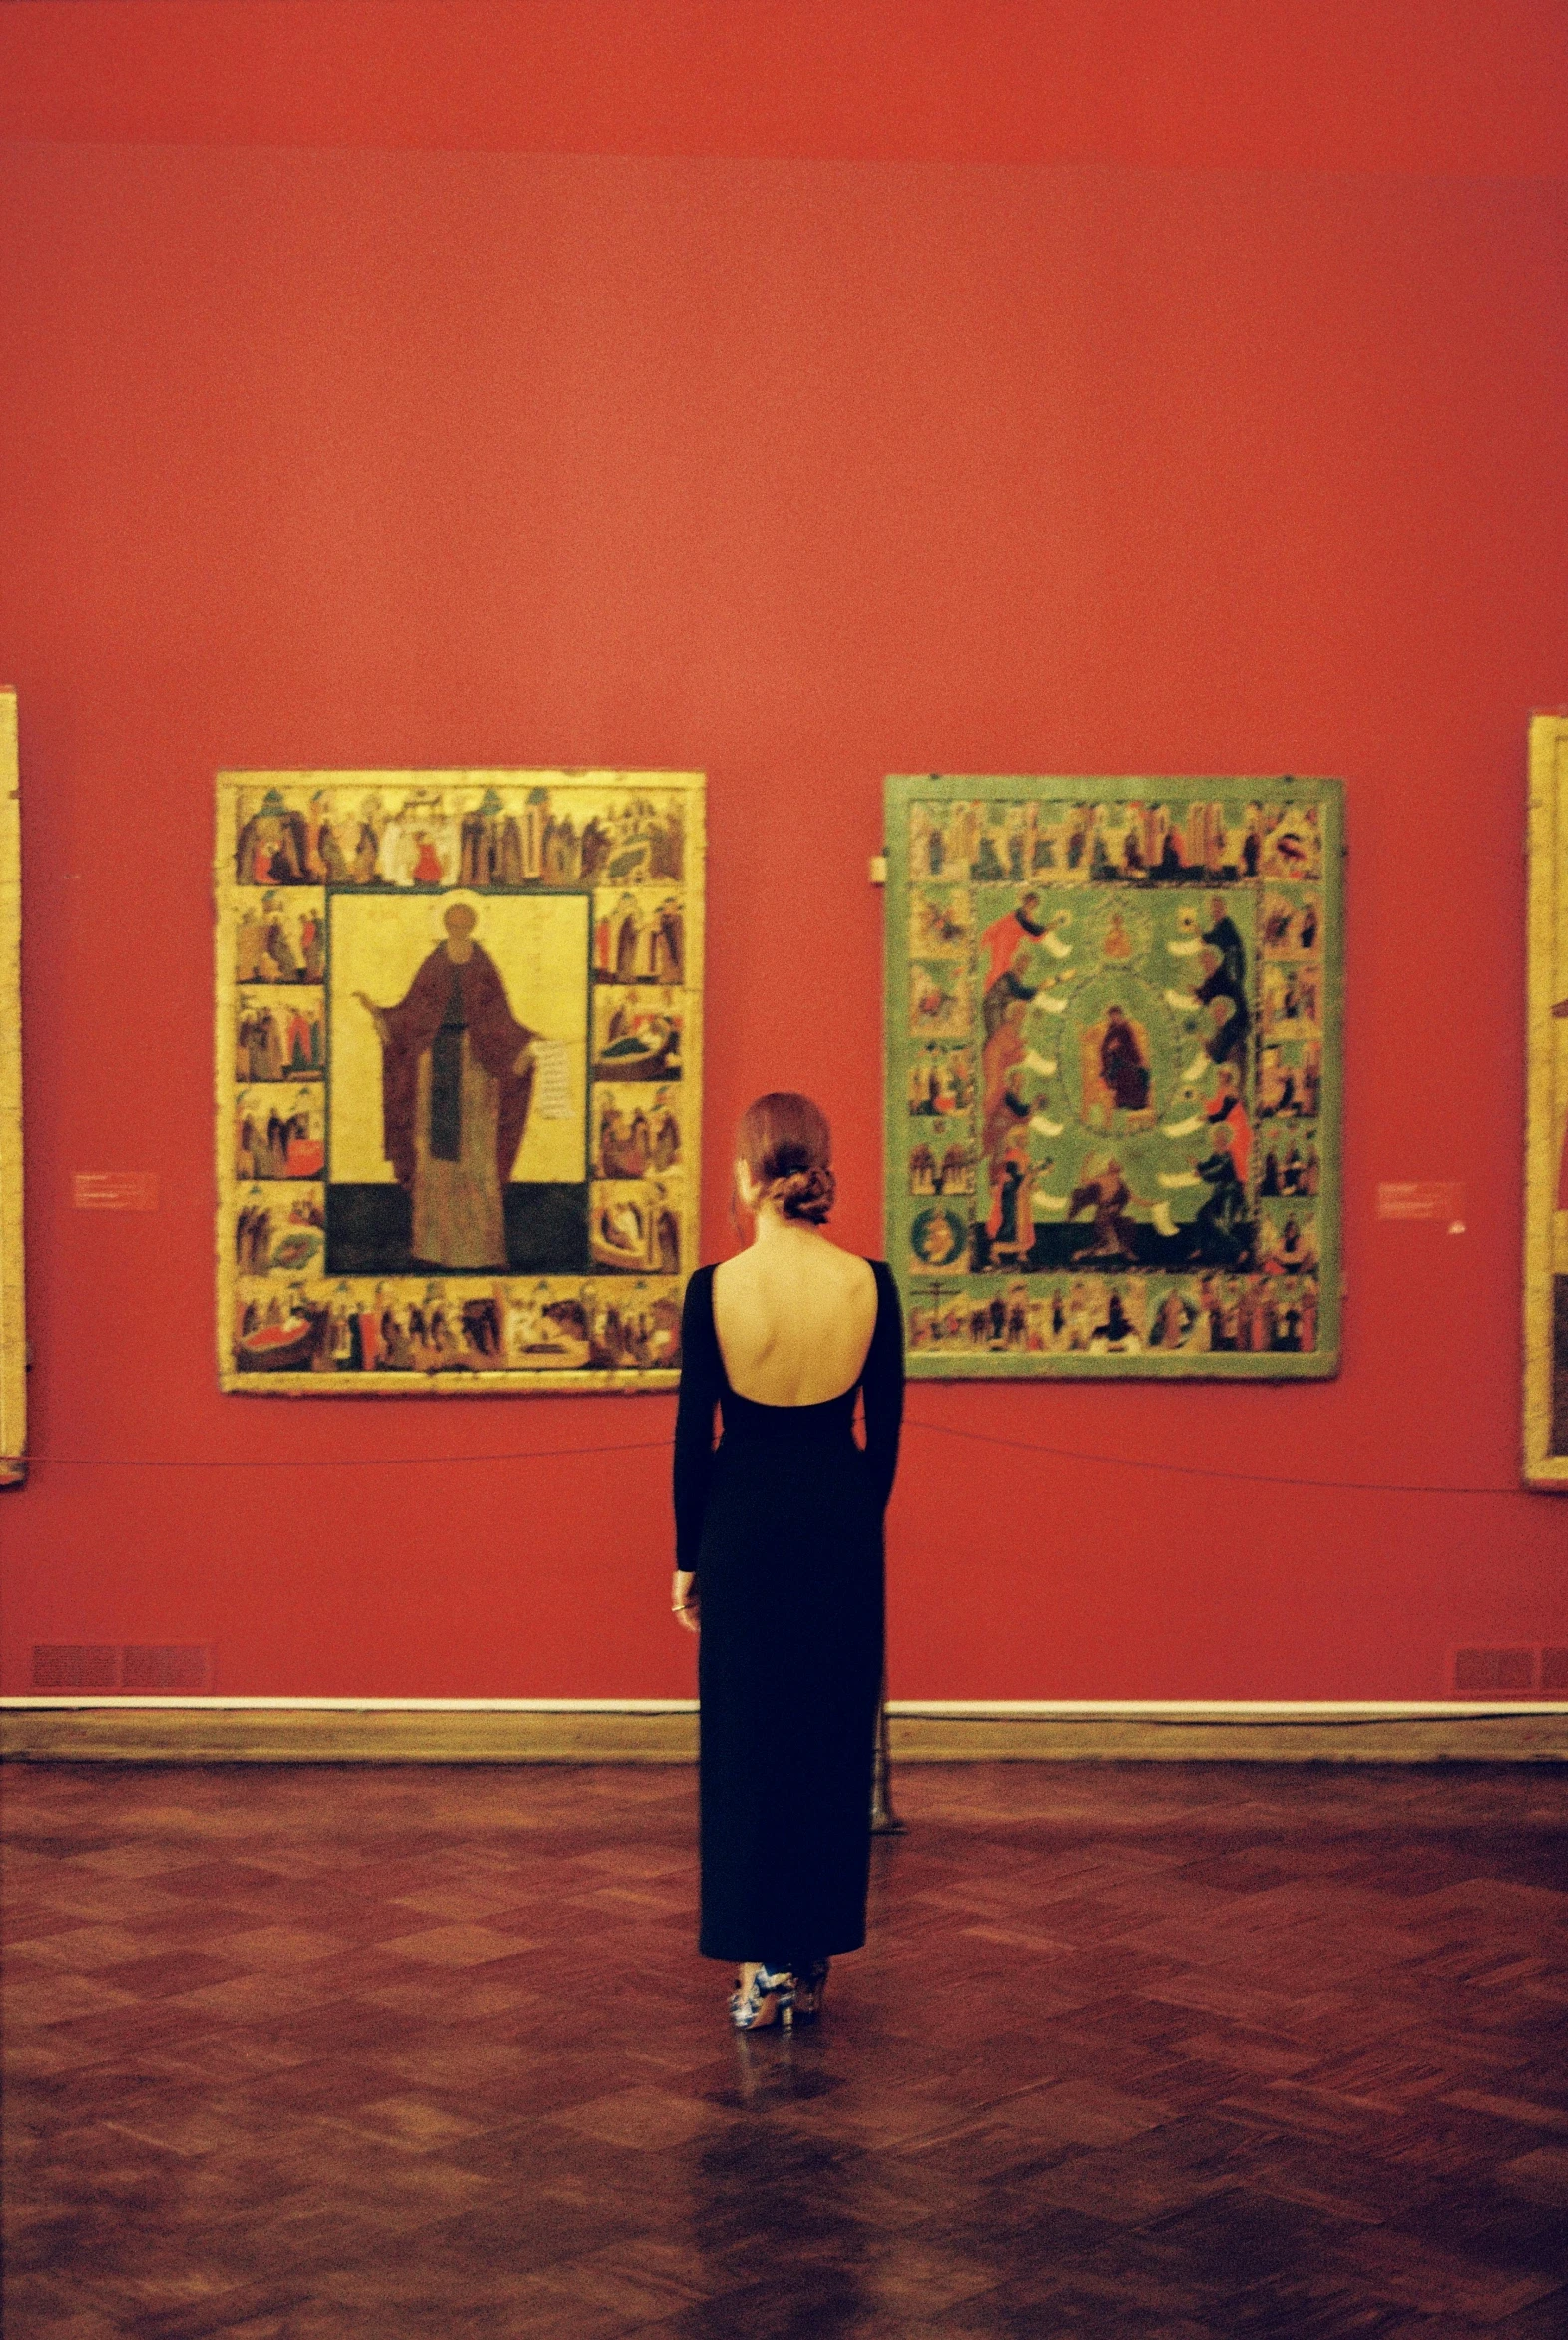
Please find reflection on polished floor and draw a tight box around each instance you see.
[3,1760,1566,2338]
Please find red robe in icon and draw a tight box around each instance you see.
[377,945,535,1269]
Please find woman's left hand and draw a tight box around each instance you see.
[671,1570,699,1634]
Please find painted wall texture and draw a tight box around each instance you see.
[1,1,1564,1698]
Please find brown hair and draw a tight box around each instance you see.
[735,1091,836,1225]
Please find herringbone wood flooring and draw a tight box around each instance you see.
[3,1762,1565,2338]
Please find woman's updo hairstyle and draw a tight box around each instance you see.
[736,1092,836,1225]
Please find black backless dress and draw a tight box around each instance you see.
[673,1260,904,1967]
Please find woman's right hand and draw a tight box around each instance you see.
[671,1570,700,1634]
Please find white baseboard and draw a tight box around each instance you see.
[5,1697,1564,1716]
[2,1696,1565,1763]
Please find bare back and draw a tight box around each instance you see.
[712,1237,878,1407]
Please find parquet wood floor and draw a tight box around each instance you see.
[3,1763,1565,2339]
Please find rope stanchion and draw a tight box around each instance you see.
[870,1675,904,1835]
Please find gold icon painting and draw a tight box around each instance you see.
[216,771,703,1391]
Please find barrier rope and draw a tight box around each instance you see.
[15,1416,1523,1498]
[898,1416,1523,1499]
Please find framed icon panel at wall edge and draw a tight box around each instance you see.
[1525,715,1568,1488]
[0,690,24,1480]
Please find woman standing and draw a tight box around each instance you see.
[672,1093,903,2031]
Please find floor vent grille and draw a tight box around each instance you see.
[31,1645,213,1693]
[1452,1647,1539,1696]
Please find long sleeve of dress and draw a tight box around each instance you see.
[672,1268,722,1568]
[860,1261,905,1515]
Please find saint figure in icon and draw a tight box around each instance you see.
[356,901,536,1271]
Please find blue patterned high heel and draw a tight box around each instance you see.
[790,1959,830,2021]
[730,1965,794,2031]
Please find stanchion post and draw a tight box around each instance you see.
[869,1673,905,1834]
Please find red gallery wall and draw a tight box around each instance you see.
[1,2,1564,1702]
